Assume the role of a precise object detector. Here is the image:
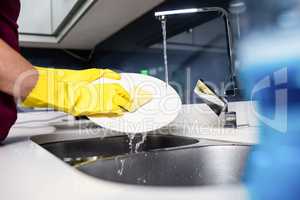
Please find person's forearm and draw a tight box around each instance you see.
[0,39,38,99]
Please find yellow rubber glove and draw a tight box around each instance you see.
[22,67,132,116]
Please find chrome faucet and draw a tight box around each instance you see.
[155,7,237,96]
[194,79,237,128]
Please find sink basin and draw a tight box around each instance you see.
[78,145,250,186]
[37,133,251,187]
[41,134,199,161]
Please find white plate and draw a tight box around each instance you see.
[88,73,182,133]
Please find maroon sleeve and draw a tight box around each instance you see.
[0,0,21,141]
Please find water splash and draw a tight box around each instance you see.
[117,159,125,176]
[135,134,147,153]
[128,134,135,153]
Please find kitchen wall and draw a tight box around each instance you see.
[90,0,243,103]
[21,48,90,69]
[91,16,243,103]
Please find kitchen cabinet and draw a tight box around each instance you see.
[18,0,81,35]
[18,0,164,49]
[18,0,52,35]
[51,0,81,33]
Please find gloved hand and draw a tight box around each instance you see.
[22,67,132,116]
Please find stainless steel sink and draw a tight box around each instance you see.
[41,134,199,161]
[78,145,250,186]
[35,133,251,187]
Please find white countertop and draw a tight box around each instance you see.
[0,102,258,200]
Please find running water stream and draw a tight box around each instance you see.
[117,159,125,176]
[128,134,135,153]
[135,134,147,153]
[117,134,147,176]
[161,18,169,88]
[127,133,147,153]
[117,18,169,176]
[122,16,168,154]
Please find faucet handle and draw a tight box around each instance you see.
[194,80,228,116]
[194,80,238,128]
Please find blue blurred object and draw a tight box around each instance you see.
[239,0,300,199]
